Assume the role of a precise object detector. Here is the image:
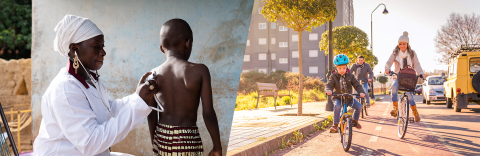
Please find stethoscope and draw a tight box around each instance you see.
[75,51,115,117]
[144,70,164,112]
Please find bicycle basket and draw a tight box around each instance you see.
[398,65,417,92]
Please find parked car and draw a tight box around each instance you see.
[415,84,422,95]
[422,76,446,104]
[444,44,480,112]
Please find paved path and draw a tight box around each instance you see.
[270,95,476,156]
[227,102,332,152]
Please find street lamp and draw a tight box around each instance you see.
[371,3,388,53]
[370,3,388,99]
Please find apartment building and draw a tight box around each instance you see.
[242,0,354,81]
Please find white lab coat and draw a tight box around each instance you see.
[33,68,152,156]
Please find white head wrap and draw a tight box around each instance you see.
[398,31,409,43]
[54,14,103,57]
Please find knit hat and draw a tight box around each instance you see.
[398,31,409,43]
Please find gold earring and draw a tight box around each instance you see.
[73,52,79,74]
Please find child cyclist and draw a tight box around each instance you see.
[326,54,365,132]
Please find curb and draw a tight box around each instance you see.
[226,112,333,156]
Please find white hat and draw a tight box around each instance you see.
[398,31,409,43]
[53,15,103,57]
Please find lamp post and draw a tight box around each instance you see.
[371,3,388,99]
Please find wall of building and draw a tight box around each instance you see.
[32,0,253,155]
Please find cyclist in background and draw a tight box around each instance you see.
[350,55,374,108]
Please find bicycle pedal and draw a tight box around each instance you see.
[409,117,415,123]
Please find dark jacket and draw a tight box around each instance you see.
[326,69,365,102]
[350,63,373,83]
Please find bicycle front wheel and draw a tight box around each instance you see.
[342,117,353,152]
[397,95,410,139]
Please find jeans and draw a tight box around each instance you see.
[391,79,416,106]
[333,99,363,124]
[362,83,370,106]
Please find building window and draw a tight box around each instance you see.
[242,70,250,73]
[259,38,267,45]
[292,35,298,42]
[292,67,299,73]
[258,68,267,73]
[309,33,318,40]
[271,53,276,60]
[309,50,318,57]
[271,23,276,29]
[279,58,288,64]
[246,40,250,46]
[272,68,276,72]
[259,23,267,29]
[292,51,299,58]
[259,53,267,60]
[244,55,250,62]
[309,66,318,74]
[258,7,262,14]
[271,38,276,44]
[279,42,288,47]
[279,26,288,31]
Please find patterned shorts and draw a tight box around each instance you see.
[153,123,203,156]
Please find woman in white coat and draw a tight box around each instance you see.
[33,15,158,156]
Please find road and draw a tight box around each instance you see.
[270,95,480,156]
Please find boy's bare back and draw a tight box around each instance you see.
[147,18,221,155]
[152,58,211,126]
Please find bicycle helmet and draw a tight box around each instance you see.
[333,54,349,66]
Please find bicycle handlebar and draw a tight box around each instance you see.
[387,71,425,80]
[329,92,364,99]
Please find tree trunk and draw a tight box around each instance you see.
[298,32,303,116]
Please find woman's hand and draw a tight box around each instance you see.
[136,72,158,103]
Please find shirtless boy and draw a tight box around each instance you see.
[147,19,222,156]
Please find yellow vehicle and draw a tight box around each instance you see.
[444,44,480,112]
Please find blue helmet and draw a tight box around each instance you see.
[333,54,349,66]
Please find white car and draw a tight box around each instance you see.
[422,76,446,104]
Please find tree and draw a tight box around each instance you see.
[435,13,480,64]
[319,26,376,66]
[0,0,32,60]
[378,76,388,94]
[261,0,337,116]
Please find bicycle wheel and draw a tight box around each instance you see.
[361,98,365,119]
[363,98,368,116]
[397,94,410,139]
[342,117,353,152]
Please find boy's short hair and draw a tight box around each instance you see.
[160,18,193,50]
[358,55,364,59]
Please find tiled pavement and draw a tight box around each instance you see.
[227,102,332,152]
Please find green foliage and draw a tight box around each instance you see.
[238,70,325,93]
[261,0,337,32]
[0,0,32,60]
[319,25,370,58]
[235,89,326,111]
[378,76,388,84]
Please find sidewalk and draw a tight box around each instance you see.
[227,102,333,156]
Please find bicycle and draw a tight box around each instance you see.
[358,80,369,118]
[388,71,422,139]
[330,92,363,152]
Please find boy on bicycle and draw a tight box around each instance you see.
[326,54,365,132]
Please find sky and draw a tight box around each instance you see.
[353,0,480,75]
